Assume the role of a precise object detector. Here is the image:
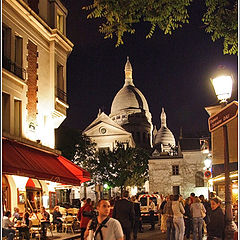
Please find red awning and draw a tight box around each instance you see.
[2,138,91,185]
[58,156,91,183]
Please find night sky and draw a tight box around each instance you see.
[61,1,238,140]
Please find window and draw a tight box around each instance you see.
[195,171,204,187]
[15,36,23,78]
[2,25,11,71]
[2,92,10,133]
[172,165,179,175]
[173,186,180,195]
[56,63,66,102]
[57,13,64,34]
[14,99,22,137]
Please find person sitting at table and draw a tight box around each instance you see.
[2,211,15,240]
[23,210,31,227]
[40,207,50,240]
[15,220,30,240]
[13,207,21,222]
[52,206,63,232]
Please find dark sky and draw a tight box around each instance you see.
[61,1,238,140]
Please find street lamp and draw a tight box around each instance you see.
[204,155,212,169]
[211,65,233,104]
[211,66,237,239]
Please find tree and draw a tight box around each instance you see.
[80,143,150,190]
[83,0,237,54]
[55,126,96,163]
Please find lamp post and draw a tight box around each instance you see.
[211,66,237,239]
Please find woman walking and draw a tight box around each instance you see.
[190,196,206,240]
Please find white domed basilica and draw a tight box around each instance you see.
[109,57,153,148]
[83,57,175,151]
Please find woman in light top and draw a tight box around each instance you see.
[190,196,206,240]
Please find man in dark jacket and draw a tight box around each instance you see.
[131,196,141,240]
[113,191,135,240]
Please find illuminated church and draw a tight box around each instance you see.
[83,57,209,198]
[83,57,155,150]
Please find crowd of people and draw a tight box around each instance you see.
[2,191,238,240]
[158,192,230,240]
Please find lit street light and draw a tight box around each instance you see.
[211,66,237,239]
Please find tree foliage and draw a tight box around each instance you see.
[78,143,150,189]
[83,0,237,54]
[202,0,238,55]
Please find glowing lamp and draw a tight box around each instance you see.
[204,157,212,169]
[211,66,233,103]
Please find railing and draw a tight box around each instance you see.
[3,56,26,80]
[56,88,67,103]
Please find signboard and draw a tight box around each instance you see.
[208,101,238,132]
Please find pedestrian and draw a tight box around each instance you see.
[163,194,175,240]
[190,193,195,205]
[190,196,206,240]
[79,198,93,240]
[2,211,15,240]
[112,190,135,240]
[172,194,185,240]
[206,197,225,240]
[184,197,192,240]
[149,198,156,230]
[199,195,211,232]
[84,199,124,240]
[131,196,141,240]
[160,196,167,233]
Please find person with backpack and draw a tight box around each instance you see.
[84,200,124,240]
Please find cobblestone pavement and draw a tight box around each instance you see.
[45,224,208,240]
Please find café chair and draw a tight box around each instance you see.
[29,219,41,240]
[62,215,74,233]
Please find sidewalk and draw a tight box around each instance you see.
[45,230,81,240]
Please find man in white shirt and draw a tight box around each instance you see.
[84,200,124,240]
[2,211,15,240]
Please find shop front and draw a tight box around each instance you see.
[2,137,91,215]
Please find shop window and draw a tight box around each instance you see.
[172,165,179,175]
[14,99,22,137]
[195,171,204,187]
[2,92,10,133]
[49,192,57,210]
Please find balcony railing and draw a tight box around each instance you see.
[56,88,67,103]
[3,56,26,80]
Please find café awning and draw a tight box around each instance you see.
[2,138,91,185]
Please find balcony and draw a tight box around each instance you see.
[56,88,67,103]
[3,56,26,80]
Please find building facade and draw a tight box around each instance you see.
[2,0,90,214]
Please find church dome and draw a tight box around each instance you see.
[154,108,175,147]
[110,57,149,115]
